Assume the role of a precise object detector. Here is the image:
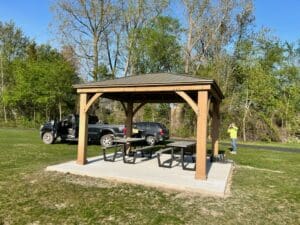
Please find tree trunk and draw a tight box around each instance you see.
[58,101,62,121]
[285,95,290,129]
[45,106,48,121]
[185,14,193,73]
[33,107,36,124]
[170,104,184,136]
[93,35,99,81]
[242,111,247,142]
[242,89,250,142]
[0,55,7,123]
[125,102,133,137]
[105,33,114,74]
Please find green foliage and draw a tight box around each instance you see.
[0,12,300,142]
[0,21,29,61]
[196,31,300,141]
[0,21,79,125]
[130,16,183,74]
[143,104,153,121]
[96,64,114,80]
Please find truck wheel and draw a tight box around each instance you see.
[100,134,113,147]
[42,132,55,144]
[146,135,156,146]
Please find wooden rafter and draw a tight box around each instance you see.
[84,93,103,113]
[175,91,198,115]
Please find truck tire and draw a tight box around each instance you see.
[42,132,55,144]
[146,135,156,146]
[100,134,113,147]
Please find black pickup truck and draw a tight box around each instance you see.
[40,114,124,147]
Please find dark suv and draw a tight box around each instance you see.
[134,122,169,146]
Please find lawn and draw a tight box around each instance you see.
[0,128,299,225]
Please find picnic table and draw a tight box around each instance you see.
[113,137,146,147]
[157,141,196,170]
[102,137,151,164]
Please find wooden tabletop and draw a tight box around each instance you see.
[113,137,145,144]
[167,141,196,148]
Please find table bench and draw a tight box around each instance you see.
[122,145,155,164]
[102,144,155,164]
[157,147,176,168]
[102,144,123,162]
[166,141,196,170]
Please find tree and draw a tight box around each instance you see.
[6,44,78,122]
[182,0,254,73]
[118,0,169,76]
[52,0,114,81]
[222,30,300,142]
[130,16,183,74]
[0,21,29,122]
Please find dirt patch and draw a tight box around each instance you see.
[14,143,37,148]
[236,165,283,173]
[64,174,119,188]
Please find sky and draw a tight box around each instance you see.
[0,0,299,46]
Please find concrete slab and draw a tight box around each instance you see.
[46,154,233,197]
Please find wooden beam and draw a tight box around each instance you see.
[77,85,211,93]
[176,91,198,115]
[210,87,222,102]
[84,93,103,113]
[133,102,146,116]
[77,93,88,165]
[106,96,189,104]
[195,91,208,180]
[211,101,220,157]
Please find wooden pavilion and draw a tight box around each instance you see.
[73,73,224,180]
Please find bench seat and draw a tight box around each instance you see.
[102,144,123,162]
[123,146,155,164]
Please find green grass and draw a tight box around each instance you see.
[221,140,300,149]
[0,128,299,224]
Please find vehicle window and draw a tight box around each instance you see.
[146,123,152,130]
[68,115,73,123]
[154,124,161,130]
[159,124,167,129]
[136,123,146,130]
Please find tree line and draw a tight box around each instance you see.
[0,0,299,142]
[0,21,79,126]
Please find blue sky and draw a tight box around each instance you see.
[0,0,299,45]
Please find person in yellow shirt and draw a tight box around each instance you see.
[227,123,238,154]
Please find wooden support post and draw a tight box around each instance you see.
[125,101,133,137]
[211,101,220,157]
[195,91,208,180]
[77,93,88,165]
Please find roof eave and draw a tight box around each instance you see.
[73,81,215,89]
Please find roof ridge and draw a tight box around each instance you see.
[114,72,209,81]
